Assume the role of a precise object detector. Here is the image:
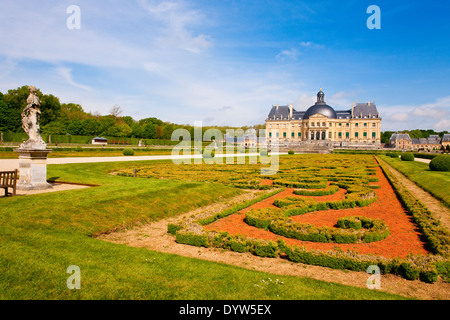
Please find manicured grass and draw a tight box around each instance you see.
[380,155,450,207]
[0,160,409,299]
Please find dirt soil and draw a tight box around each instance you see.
[99,188,450,300]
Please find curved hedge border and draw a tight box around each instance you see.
[293,184,340,196]
[245,210,389,244]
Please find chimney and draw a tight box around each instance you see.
[289,104,293,118]
[276,104,279,110]
[351,102,354,118]
[368,101,371,106]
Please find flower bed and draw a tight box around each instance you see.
[155,154,448,283]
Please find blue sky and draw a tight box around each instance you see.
[0,0,449,131]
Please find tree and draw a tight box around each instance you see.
[143,122,156,139]
[39,94,61,126]
[130,123,144,138]
[80,118,100,136]
[110,105,123,118]
[67,118,84,135]
[42,121,68,135]
[162,124,174,140]
[0,98,21,132]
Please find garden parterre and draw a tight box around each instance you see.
[115,154,450,283]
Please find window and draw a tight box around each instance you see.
[276,132,279,138]
[355,123,359,127]
[372,123,376,127]
[283,132,286,138]
[346,132,349,139]
[364,123,367,127]
[372,132,376,138]
[363,132,367,137]
[355,132,359,138]
[338,132,342,138]
[269,132,272,137]
[329,132,332,139]
[298,132,301,138]
[316,122,320,127]
[339,123,342,127]
[346,123,349,127]
[291,132,295,138]
[322,122,326,127]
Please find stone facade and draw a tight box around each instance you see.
[265,89,381,151]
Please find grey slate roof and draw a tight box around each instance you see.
[353,103,379,118]
[267,101,379,120]
[390,133,412,142]
[267,105,290,120]
[442,134,450,142]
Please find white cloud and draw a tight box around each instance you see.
[138,0,213,53]
[299,41,324,49]
[378,96,450,131]
[55,67,91,91]
[276,48,299,62]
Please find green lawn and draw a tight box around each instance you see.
[380,155,450,207]
[0,160,409,300]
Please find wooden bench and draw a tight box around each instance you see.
[0,169,18,197]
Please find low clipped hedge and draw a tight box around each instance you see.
[429,155,450,172]
[293,184,340,196]
[245,210,390,244]
[401,152,415,161]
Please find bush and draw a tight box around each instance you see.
[401,152,414,161]
[75,146,83,152]
[288,150,295,155]
[122,148,135,156]
[429,155,450,172]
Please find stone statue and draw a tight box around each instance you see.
[20,86,46,149]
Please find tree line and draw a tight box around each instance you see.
[0,85,264,140]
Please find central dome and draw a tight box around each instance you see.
[303,89,337,119]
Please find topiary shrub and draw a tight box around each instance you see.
[122,148,135,156]
[288,150,295,155]
[401,152,414,161]
[429,155,450,172]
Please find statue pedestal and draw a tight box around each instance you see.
[15,148,52,190]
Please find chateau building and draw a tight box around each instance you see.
[266,89,381,149]
[389,133,449,151]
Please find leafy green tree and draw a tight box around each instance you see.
[130,123,144,138]
[42,121,68,135]
[0,98,21,132]
[162,124,174,140]
[67,118,84,135]
[80,118,100,136]
[39,94,61,126]
[143,122,156,139]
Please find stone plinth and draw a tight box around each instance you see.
[15,148,52,190]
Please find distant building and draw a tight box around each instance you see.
[91,137,108,145]
[389,132,448,151]
[265,89,381,151]
[442,134,450,148]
